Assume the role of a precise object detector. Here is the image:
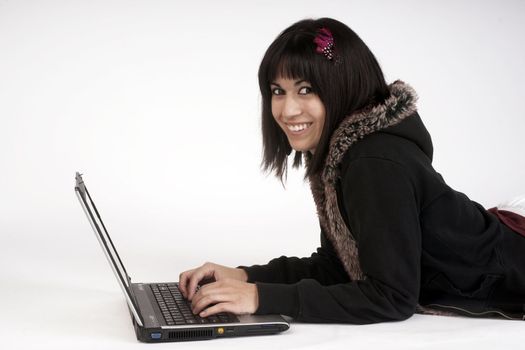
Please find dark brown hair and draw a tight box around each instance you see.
[258,17,390,180]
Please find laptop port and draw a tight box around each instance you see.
[150,332,162,339]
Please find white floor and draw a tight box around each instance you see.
[2,1,525,348]
[2,246,523,350]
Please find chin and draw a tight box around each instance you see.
[290,145,313,153]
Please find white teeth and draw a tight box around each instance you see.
[287,123,311,132]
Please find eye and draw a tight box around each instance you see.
[298,86,313,95]
[271,87,284,96]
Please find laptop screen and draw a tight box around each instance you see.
[75,172,144,326]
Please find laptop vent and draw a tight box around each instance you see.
[168,329,213,340]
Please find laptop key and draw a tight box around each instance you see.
[150,283,238,326]
[194,316,208,324]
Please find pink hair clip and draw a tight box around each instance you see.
[314,27,335,60]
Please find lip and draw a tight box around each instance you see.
[285,122,313,135]
[285,122,312,126]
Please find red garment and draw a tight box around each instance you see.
[488,207,525,238]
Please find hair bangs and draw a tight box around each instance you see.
[264,40,320,90]
[259,18,389,181]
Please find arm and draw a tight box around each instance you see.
[184,231,350,317]
[254,158,422,323]
[189,233,352,318]
[239,230,350,285]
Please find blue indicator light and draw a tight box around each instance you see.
[150,332,162,339]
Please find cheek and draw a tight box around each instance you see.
[271,102,282,125]
[317,113,326,131]
[271,102,278,120]
[312,103,326,130]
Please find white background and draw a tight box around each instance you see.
[1,0,524,349]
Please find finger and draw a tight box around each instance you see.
[187,264,215,301]
[192,294,218,315]
[178,271,188,297]
[178,269,196,298]
[191,279,227,301]
[193,292,228,316]
[191,287,219,314]
[191,284,230,315]
[199,302,232,318]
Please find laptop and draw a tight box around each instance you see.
[74,172,290,342]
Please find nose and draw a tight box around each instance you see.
[281,95,302,121]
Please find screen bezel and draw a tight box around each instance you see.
[75,172,144,327]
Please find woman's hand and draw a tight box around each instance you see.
[178,262,248,301]
[191,279,259,317]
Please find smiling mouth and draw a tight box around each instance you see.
[286,123,313,132]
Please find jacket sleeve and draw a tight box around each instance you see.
[251,157,422,323]
[239,230,350,286]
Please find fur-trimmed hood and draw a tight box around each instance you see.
[308,80,419,281]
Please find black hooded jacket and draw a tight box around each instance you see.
[241,111,525,323]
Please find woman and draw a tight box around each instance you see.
[179,17,525,323]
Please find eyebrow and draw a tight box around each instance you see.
[270,79,308,87]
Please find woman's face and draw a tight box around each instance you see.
[270,76,326,154]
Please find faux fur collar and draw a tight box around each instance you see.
[323,80,419,185]
[308,80,418,281]
[307,81,457,316]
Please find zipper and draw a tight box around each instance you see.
[425,303,524,321]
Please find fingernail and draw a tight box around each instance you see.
[200,311,206,317]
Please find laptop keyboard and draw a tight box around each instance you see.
[151,283,239,326]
